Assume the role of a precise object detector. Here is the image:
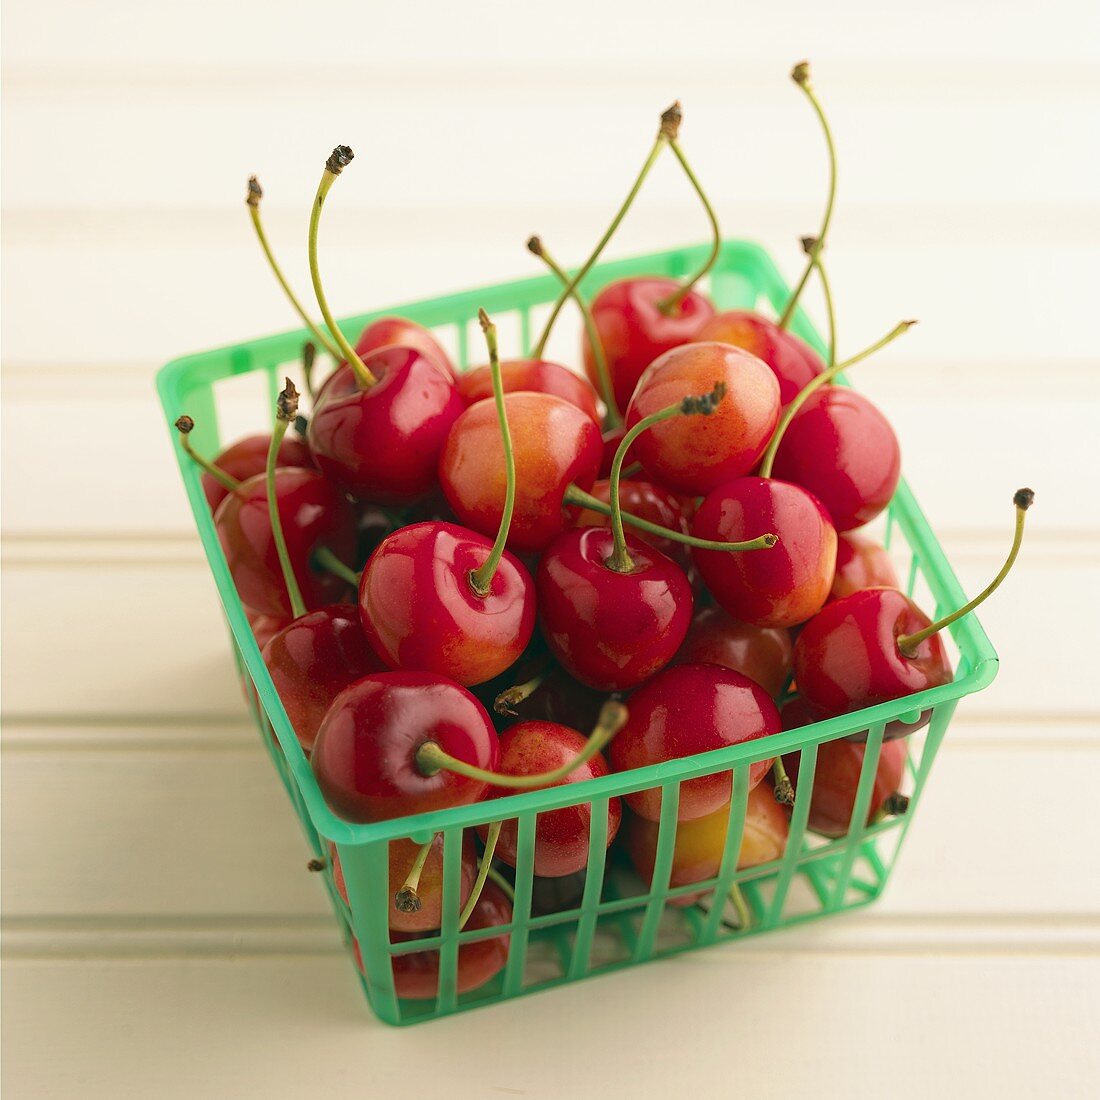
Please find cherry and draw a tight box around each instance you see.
[624,782,789,906]
[355,316,457,382]
[304,147,465,503]
[478,712,624,878]
[457,358,599,425]
[388,879,512,1000]
[598,425,631,478]
[830,532,900,602]
[624,342,781,495]
[675,605,794,697]
[358,313,536,686]
[248,610,290,651]
[608,663,781,822]
[794,488,1033,731]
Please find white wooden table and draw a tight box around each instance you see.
[4,3,1099,1095]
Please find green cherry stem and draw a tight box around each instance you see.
[301,341,318,400]
[757,319,916,479]
[246,177,342,361]
[393,835,436,914]
[779,62,838,330]
[417,700,629,787]
[802,235,837,368]
[174,416,241,493]
[267,379,307,619]
[459,821,501,930]
[308,147,377,390]
[527,235,621,428]
[485,866,516,904]
[771,757,795,806]
[531,103,681,359]
[312,545,361,588]
[897,489,1033,656]
[494,665,550,717]
[467,310,516,598]
[729,883,751,930]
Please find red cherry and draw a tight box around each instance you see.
[608,663,781,822]
[675,606,794,697]
[457,359,599,425]
[769,386,901,531]
[570,478,694,567]
[439,392,602,553]
[248,609,290,651]
[262,605,382,752]
[692,477,837,628]
[536,527,693,691]
[582,277,715,411]
[830,533,900,602]
[215,467,357,618]
[478,720,622,877]
[355,316,457,382]
[625,343,780,495]
[359,521,535,686]
[308,349,465,504]
[695,311,824,407]
[311,671,500,823]
[200,433,313,512]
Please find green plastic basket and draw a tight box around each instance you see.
[157,240,998,1025]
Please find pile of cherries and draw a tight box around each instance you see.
[177,64,1031,1000]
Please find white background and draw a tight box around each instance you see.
[3,1,1099,1096]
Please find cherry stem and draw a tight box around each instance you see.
[883,792,910,817]
[301,341,318,400]
[758,319,916,479]
[266,380,308,619]
[308,147,377,390]
[564,484,778,555]
[655,137,722,315]
[174,416,241,492]
[312,545,360,588]
[531,103,680,358]
[771,758,795,806]
[494,666,549,717]
[803,236,837,368]
[393,835,436,914]
[467,311,516,598]
[416,700,628,788]
[729,882,751,930]
[527,236,621,428]
[897,489,1033,656]
[459,820,501,930]
[485,866,516,903]
[778,62,838,330]
[246,176,342,361]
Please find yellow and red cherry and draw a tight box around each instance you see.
[675,605,794,697]
[457,359,599,425]
[830,532,900,602]
[355,316,457,382]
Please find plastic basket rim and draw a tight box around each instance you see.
[157,238,999,847]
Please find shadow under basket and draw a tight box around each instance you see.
[157,240,998,1025]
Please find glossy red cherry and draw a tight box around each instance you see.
[215,467,357,618]
[311,671,500,823]
[694,311,824,407]
[675,605,793,697]
[608,663,781,822]
[457,359,599,425]
[692,477,837,628]
[439,392,602,553]
[201,433,312,512]
[537,527,693,691]
[355,316,457,382]
[308,348,465,504]
[479,720,622,878]
[769,386,901,531]
[625,343,780,495]
[248,610,290,651]
[262,605,382,752]
[830,532,900,601]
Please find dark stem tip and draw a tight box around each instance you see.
[302,341,316,369]
[680,380,728,416]
[174,414,195,434]
[526,235,544,257]
[293,413,310,437]
[1013,487,1035,511]
[246,175,262,207]
[493,689,522,717]
[791,60,811,86]
[394,887,423,914]
[800,235,819,256]
[277,377,300,422]
[326,145,355,175]
[883,792,910,817]
[477,307,492,333]
[659,101,683,139]
[762,533,779,548]
[902,319,919,329]
[773,776,796,806]
[306,857,326,873]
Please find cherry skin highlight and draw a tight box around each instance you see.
[262,605,382,752]
[830,533,900,602]
[311,671,500,823]
[202,433,313,512]
[582,277,715,412]
[608,663,781,822]
[769,386,901,531]
[675,605,794,697]
[308,347,465,504]
[457,359,600,425]
[355,316,457,382]
[536,527,694,691]
[478,720,622,878]
[692,477,837,629]
[215,467,357,618]
[625,343,780,496]
[358,521,536,687]
[694,310,824,407]
[439,392,602,553]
